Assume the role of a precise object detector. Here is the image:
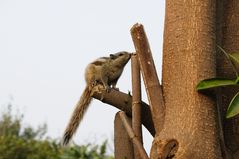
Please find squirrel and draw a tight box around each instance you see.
[63,51,131,145]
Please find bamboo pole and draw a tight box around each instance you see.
[130,23,165,134]
[131,54,143,159]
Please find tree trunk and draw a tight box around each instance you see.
[160,1,222,158]
[217,0,239,158]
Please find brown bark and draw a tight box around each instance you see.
[215,1,230,159]
[217,1,239,158]
[114,112,134,159]
[161,0,222,158]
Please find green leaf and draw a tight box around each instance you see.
[196,78,237,90]
[229,52,239,74]
[226,92,239,118]
[217,45,239,77]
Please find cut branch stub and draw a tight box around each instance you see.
[130,23,165,134]
[150,137,179,159]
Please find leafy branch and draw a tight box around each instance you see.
[196,46,239,118]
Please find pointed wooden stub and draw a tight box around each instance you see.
[114,112,134,159]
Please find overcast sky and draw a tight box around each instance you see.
[0,0,165,154]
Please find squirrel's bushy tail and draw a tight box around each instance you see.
[63,86,92,145]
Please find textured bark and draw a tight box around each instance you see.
[161,1,222,158]
[217,1,239,158]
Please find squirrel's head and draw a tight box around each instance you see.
[110,51,131,66]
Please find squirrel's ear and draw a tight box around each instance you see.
[110,54,116,59]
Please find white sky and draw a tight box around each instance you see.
[0,0,165,154]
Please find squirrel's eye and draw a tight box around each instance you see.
[119,53,124,56]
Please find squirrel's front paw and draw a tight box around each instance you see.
[105,86,111,93]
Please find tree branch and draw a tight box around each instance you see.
[92,88,156,136]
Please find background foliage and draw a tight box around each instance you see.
[0,104,113,159]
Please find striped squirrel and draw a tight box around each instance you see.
[63,51,131,145]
